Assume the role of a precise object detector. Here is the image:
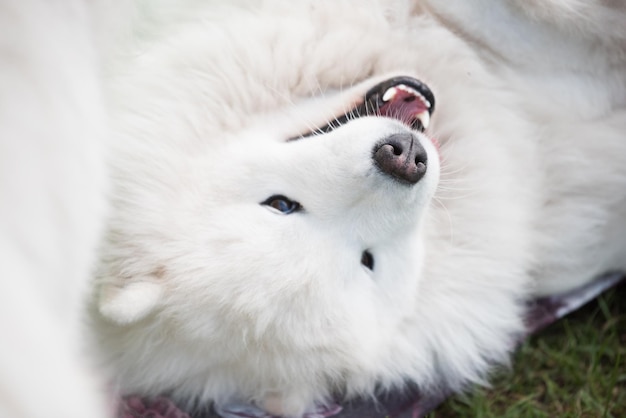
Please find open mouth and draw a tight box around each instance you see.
[298,76,435,138]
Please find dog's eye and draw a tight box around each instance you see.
[261,195,302,214]
[361,250,374,271]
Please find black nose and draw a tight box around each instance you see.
[373,132,428,184]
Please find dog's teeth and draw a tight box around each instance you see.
[413,91,431,109]
[382,87,397,102]
[416,110,430,130]
[397,84,431,108]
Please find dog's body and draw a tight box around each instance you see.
[0,1,110,417]
[90,1,626,416]
[3,0,626,417]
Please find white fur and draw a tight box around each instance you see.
[0,0,109,417]
[87,1,626,416]
[4,0,626,417]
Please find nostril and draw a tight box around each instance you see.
[392,144,403,156]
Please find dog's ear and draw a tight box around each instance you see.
[98,277,164,325]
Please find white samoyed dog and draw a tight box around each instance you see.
[3,0,626,417]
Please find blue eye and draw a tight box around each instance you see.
[261,195,302,214]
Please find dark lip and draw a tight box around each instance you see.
[291,76,435,140]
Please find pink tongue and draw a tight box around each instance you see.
[378,88,427,126]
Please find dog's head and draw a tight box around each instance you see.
[96,71,440,412]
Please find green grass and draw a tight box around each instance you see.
[428,283,626,418]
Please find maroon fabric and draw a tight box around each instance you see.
[119,396,190,418]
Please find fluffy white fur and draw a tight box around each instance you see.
[88,1,626,416]
[3,0,626,417]
[0,0,110,417]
